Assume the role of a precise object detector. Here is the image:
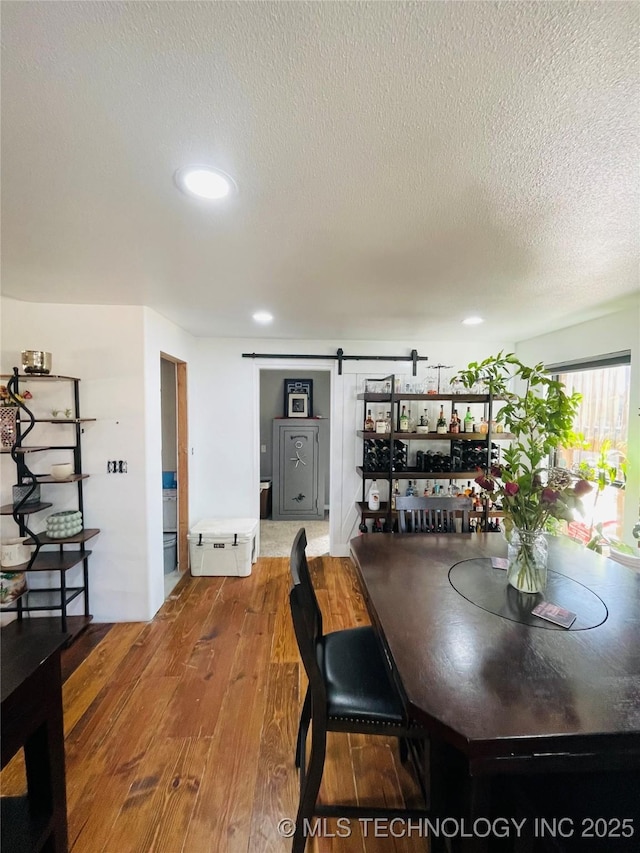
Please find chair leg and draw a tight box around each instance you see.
[295,686,311,769]
[398,736,409,764]
[293,721,326,853]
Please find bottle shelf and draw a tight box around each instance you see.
[357,373,510,532]
[359,431,514,441]
[358,392,503,403]
[357,501,393,518]
[358,467,480,480]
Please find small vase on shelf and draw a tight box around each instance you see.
[1,407,18,449]
[506,528,548,594]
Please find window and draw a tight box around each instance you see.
[549,353,631,542]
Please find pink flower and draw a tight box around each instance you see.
[503,481,519,497]
[541,488,559,503]
[475,475,495,492]
[574,478,592,497]
[490,464,503,479]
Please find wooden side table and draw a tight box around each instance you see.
[1,626,69,853]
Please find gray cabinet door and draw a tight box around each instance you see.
[272,420,325,520]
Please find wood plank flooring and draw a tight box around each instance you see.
[1,556,428,853]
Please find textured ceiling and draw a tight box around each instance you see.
[1,1,638,341]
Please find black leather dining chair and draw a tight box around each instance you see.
[289,527,430,853]
[395,495,472,533]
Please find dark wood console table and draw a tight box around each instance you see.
[1,627,69,853]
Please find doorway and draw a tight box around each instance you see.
[258,368,331,556]
[161,354,189,596]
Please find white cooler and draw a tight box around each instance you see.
[188,517,258,577]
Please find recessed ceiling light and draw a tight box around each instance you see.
[462,316,484,326]
[174,165,237,200]
[252,311,273,324]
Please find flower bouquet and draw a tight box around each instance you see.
[455,353,592,593]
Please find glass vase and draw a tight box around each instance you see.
[507,528,548,594]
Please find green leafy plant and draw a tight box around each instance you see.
[455,353,592,538]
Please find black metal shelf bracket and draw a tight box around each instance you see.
[242,348,429,375]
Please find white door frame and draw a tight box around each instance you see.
[252,358,340,555]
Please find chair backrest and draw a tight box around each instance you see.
[395,496,473,534]
[289,527,326,702]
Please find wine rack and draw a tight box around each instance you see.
[356,374,512,531]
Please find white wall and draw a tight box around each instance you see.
[1,297,195,622]
[516,299,640,544]
[190,337,514,556]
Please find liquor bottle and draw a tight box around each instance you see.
[405,480,414,497]
[449,409,460,433]
[478,417,489,435]
[391,479,400,510]
[364,409,375,431]
[399,406,410,432]
[436,406,447,434]
[416,410,429,433]
[464,481,472,497]
[375,410,387,434]
[386,411,392,432]
[464,406,474,433]
[367,480,380,511]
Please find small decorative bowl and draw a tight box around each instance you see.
[50,463,74,480]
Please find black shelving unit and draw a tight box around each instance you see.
[1,367,99,643]
[357,373,511,531]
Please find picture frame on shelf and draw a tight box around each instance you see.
[287,393,309,418]
[284,378,313,418]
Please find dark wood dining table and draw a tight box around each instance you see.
[350,532,640,851]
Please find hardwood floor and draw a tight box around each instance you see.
[1,556,428,853]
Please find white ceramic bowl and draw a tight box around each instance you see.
[50,462,73,480]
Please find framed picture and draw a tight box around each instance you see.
[284,378,313,418]
[287,393,309,418]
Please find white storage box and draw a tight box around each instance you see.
[188,518,258,577]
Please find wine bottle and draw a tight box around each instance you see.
[364,409,375,431]
[449,409,460,433]
[399,405,409,432]
[464,406,474,433]
[436,406,447,434]
[391,479,400,510]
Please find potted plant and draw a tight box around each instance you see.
[455,353,592,593]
